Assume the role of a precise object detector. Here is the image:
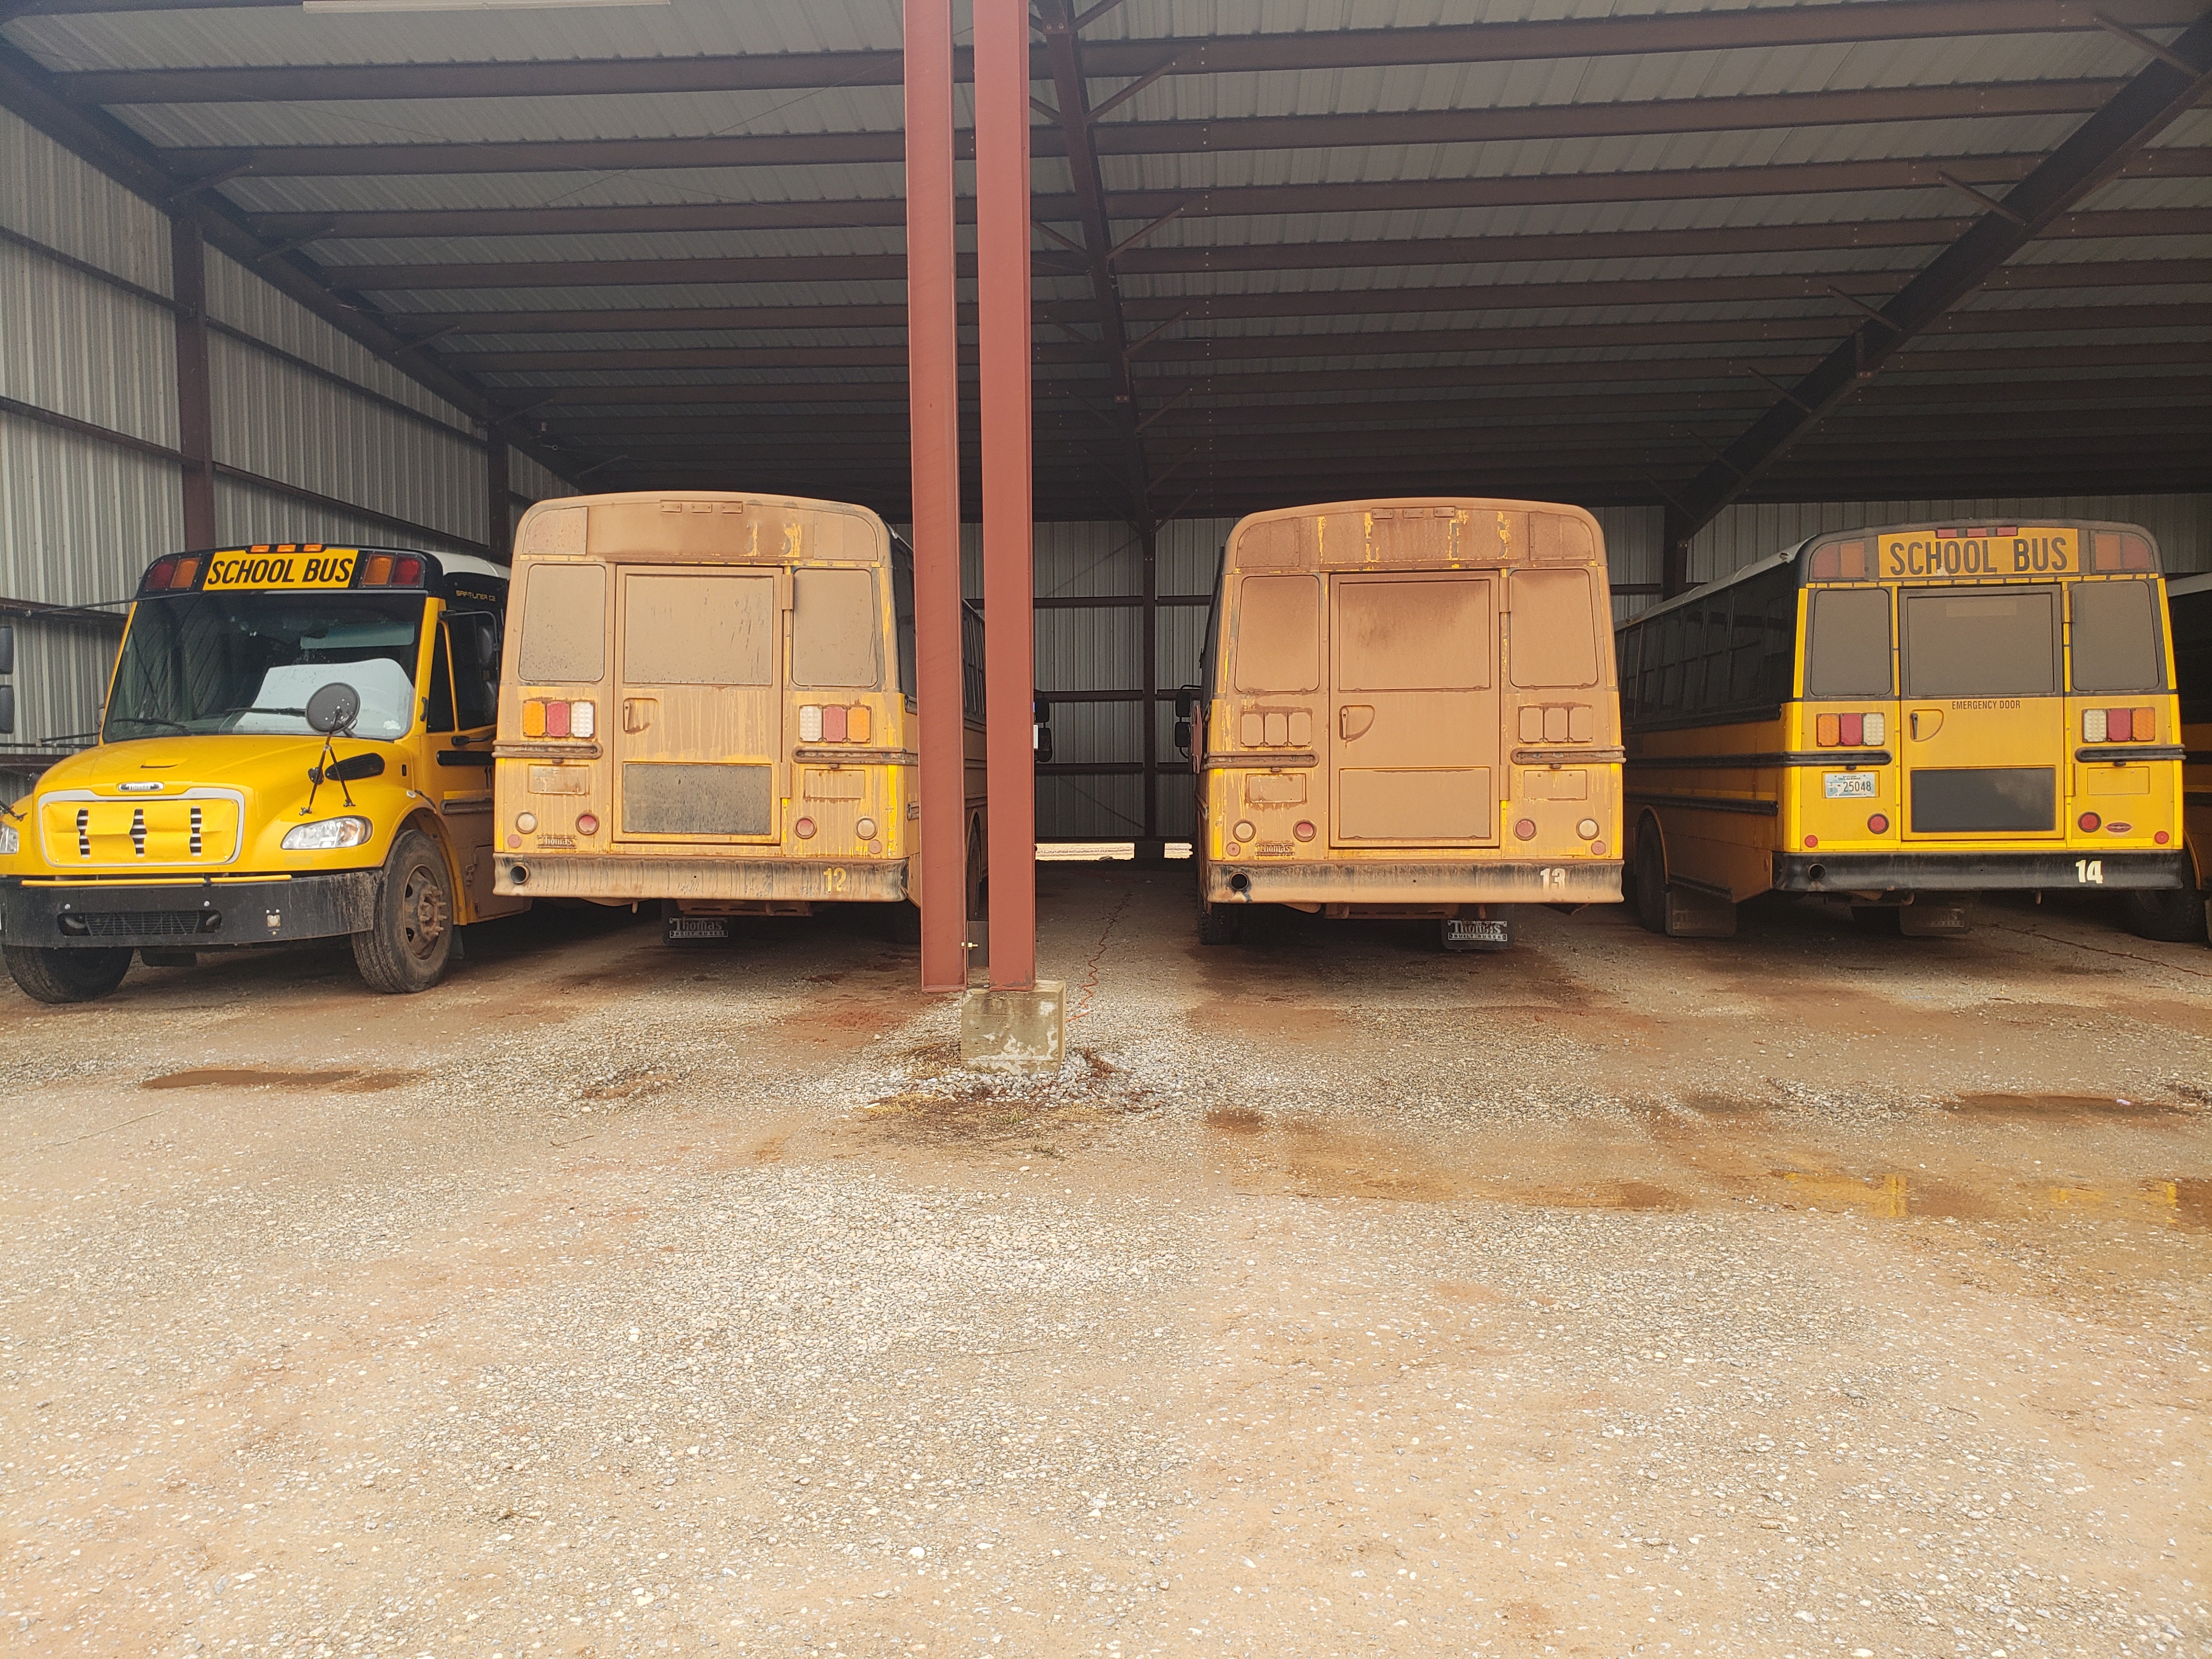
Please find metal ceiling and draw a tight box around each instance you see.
[1,0,2205,532]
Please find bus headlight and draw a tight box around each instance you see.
[283,816,372,850]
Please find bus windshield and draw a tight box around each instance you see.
[105,591,425,741]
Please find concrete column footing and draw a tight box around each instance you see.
[960,979,1066,1073]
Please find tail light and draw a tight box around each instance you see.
[2089,531,2154,572]
[1293,820,1315,842]
[143,556,183,591]
[2079,811,2101,832]
[2083,707,2154,743]
[1815,712,1886,747]
[1513,818,1537,841]
[798,704,871,744]
[1867,812,1889,834]
[522,698,594,739]
[575,812,599,836]
[794,816,816,839]
[357,552,425,587]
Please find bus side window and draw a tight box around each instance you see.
[1656,611,1685,709]
[1616,626,1640,719]
[2174,590,2212,725]
[890,543,918,707]
[448,608,501,729]
[793,567,882,688]
[426,624,457,735]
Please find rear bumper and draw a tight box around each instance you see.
[1204,858,1621,905]
[497,853,909,903]
[1773,850,2192,894]
[0,871,381,949]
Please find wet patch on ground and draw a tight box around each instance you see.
[140,1066,420,1092]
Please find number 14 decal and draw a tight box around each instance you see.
[2075,859,2103,885]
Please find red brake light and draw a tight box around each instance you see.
[392,555,423,585]
[822,705,848,743]
[1867,813,1889,834]
[543,699,570,738]
[2107,708,2132,742]
[145,557,177,591]
[793,816,816,839]
[1513,818,1537,841]
[1839,712,1863,747]
[2079,812,2101,832]
[575,812,599,836]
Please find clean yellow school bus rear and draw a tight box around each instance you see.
[493,492,984,936]
[1621,520,2188,936]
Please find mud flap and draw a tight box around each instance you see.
[1664,882,1737,939]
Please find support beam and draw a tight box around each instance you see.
[155,79,2130,178]
[45,1,2206,101]
[314,207,2210,291]
[905,0,966,994]
[1039,0,1153,524]
[245,147,2212,243]
[484,431,510,560]
[1664,12,2212,538]
[974,0,1037,992]
[169,209,215,548]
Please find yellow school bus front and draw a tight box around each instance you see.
[0,544,522,1002]
[1770,523,2186,899]
[493,493,917,914]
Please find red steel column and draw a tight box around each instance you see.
[904,0,966,992]
[974,0,1036,989]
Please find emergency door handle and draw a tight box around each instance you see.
[1910,708,1943,741]
[1339,704,1375,741]
[624,697,656,733]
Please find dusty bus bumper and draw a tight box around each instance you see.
[1773,850,2192,894]
[0,871,381,949]
[1203,859,1621,906]
[497,853,909,903]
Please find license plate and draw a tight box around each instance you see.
[1444,917,1509,948]
[665,916,729,941]
[1823,771,1878,799]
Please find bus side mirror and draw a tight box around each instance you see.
[0,686,13,737]
[1032,691,1052,724]
[1173,686,1195,719]
[0,622,13,675]
[1173,718,1192,752]
[1035,725,1054,765]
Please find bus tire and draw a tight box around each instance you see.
[3,944,132,1004]
[2121,884,2209,944]
[1197,902,1243,946]
[352,828,455,995]
[1631,822,1668,936]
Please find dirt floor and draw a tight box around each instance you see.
[3,864,2207,1659]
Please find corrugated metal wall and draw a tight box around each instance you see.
[509,448,575,509]
[0,106,578,798]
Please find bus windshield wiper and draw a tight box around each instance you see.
[212,705,308,720]
[104,715,191,735]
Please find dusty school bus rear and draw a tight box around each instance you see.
[1188,498,1622,949]
[493,492,966,934]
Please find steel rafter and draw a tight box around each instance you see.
[34,0,2205,101]
[1658,9,2212,592]
[1038,0,1152,526]
[243,148,2212,243]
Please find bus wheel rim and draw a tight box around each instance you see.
[399,860,449,960]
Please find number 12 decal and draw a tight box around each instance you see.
[2074,859,2103,885]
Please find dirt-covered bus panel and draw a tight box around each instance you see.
[492,492,986,934]
[1189,499,1623,950]
[0,544,522,1003]
[1617,520,2190,940]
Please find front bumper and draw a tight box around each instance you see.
[498,853,909,903]
[0,871,382,950]
[1773,850,2191,894]
[1204,857,1621,906]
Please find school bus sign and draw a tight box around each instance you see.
[1877,529,2076,580]
[202,548,359,590]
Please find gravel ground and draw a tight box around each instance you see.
[2,866,2207,1659]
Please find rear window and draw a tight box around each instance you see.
[1509,568,1598,688]
[2068,579,2163,693]
[517,562,605,684]
[792,567,880,688]
[1337,576,1490,692]
[624,572,774,686]
[1902,588,2059,697]
[1803,588,1892,698]
[1232,574,1321,693]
